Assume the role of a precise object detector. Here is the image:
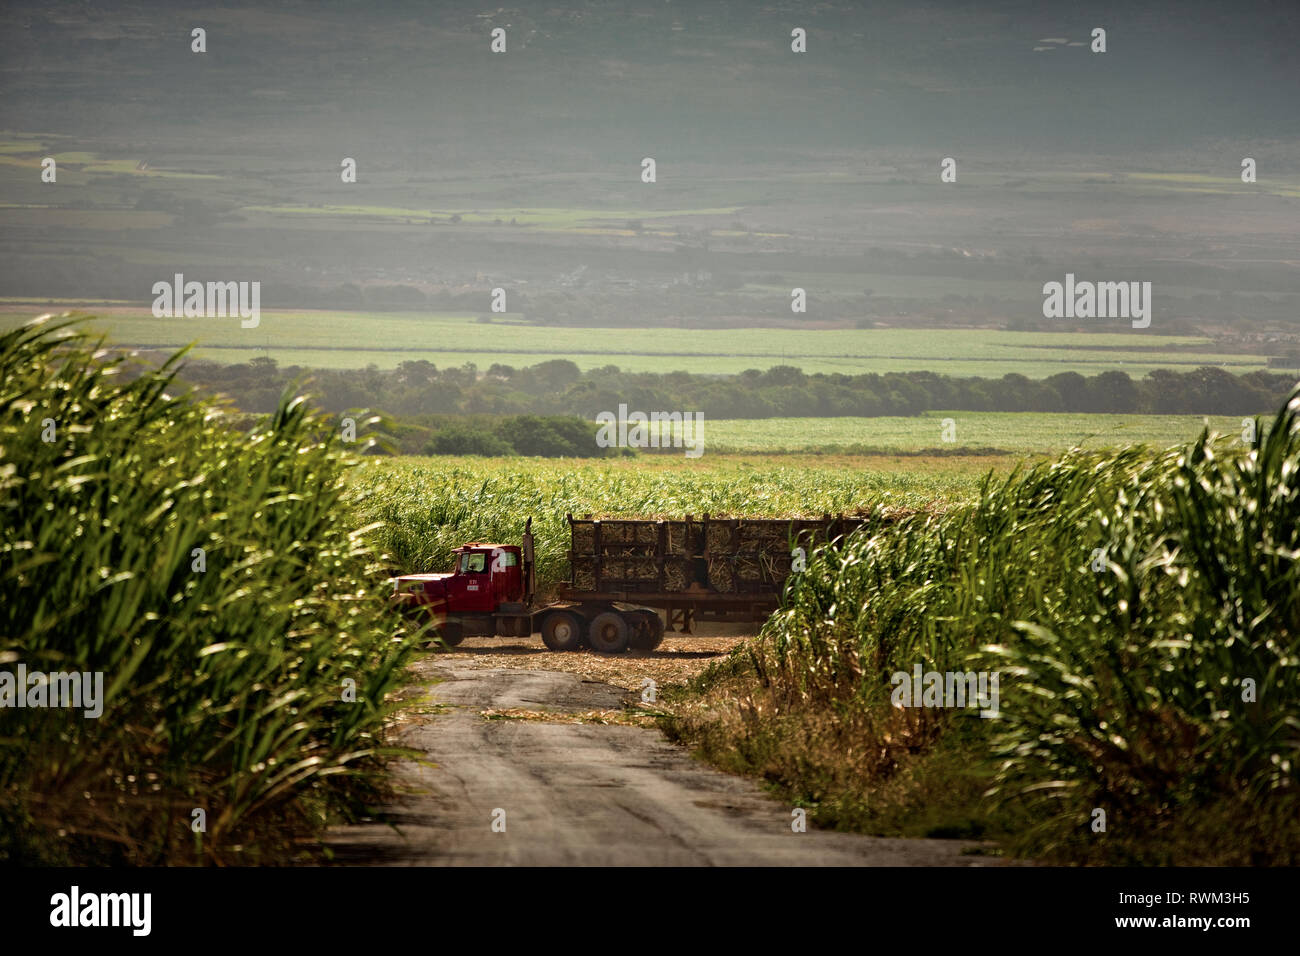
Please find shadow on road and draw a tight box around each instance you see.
[423,641,727,661]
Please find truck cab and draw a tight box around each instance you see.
[389,517,667,653]
[391,523,536,645]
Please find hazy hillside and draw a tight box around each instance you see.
[1,0,1296,335]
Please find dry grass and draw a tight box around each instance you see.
[481,708,663,726]
[431,631,751,691]
[661,663,1008,838]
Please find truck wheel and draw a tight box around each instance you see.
[628,610,665,651]
[436,621,465,647]
[541,612,584,652]
[587,612,630,654]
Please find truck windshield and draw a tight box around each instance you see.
[460,552,487,573]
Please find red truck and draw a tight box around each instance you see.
[390,514,865,654]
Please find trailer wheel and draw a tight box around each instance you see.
[628,610,666,651]
[541,611,584,652]
[587,611,630,654]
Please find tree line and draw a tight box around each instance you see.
[180,356,1297,426]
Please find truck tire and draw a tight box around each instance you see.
[541,611,584,652]
[628,610,666,651]
[436,621,465,647]
[587,611,630,654]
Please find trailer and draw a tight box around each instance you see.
[390,513,866,654]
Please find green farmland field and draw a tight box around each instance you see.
[350,409,1257,579]
[676,412,1256,455]
[350,453,983,583]
[0,307,1269,378]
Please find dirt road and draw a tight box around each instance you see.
[326,634,1002,866]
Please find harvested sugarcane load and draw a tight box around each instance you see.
[707,551,792,593]
[571,520,596,554]
[573,518,693,555]
[598,520,660,546]
[707,557,736,593]
[571,555,662,591]
[665,520,697,556]
[662,559,692,591]
[564,512,868,596]
[570,517,662,556]
[704,515,869,557]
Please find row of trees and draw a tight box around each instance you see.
[179,357,1298,422]
[420,414,612,458]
